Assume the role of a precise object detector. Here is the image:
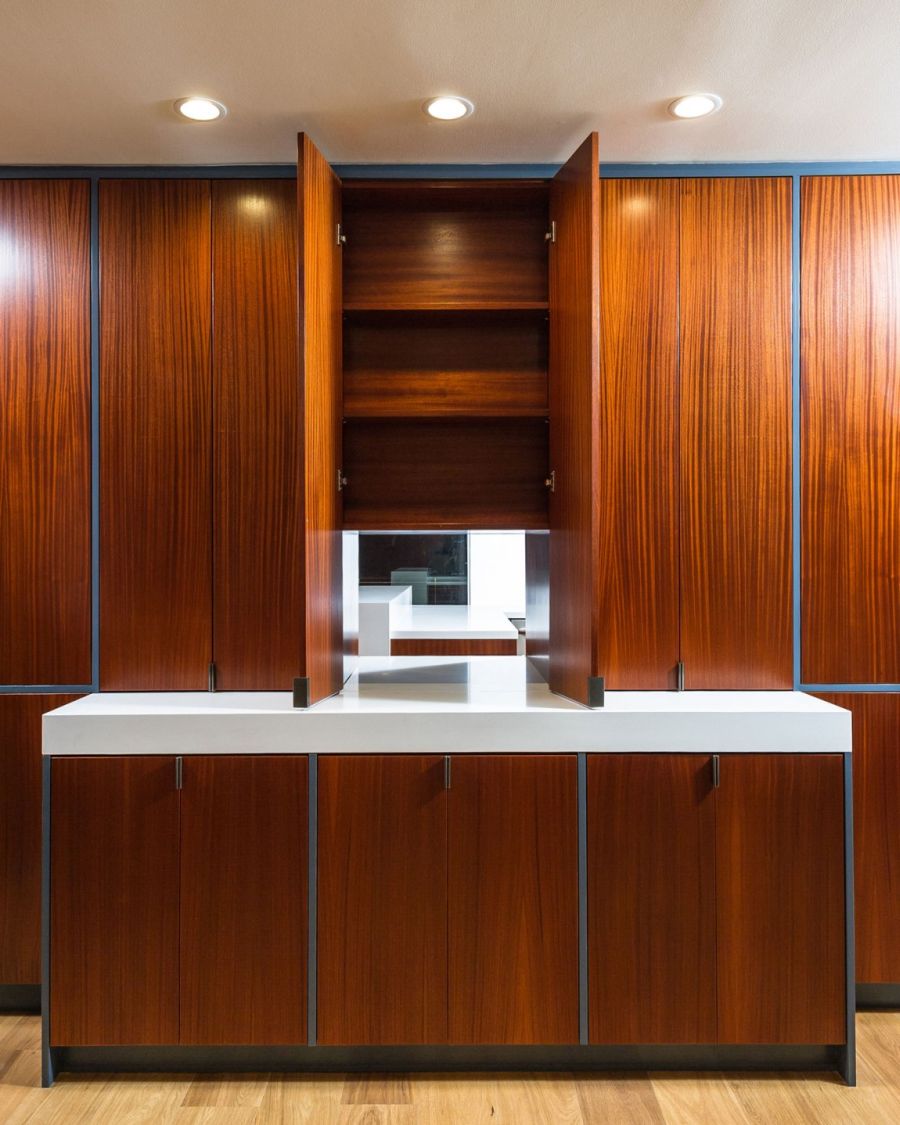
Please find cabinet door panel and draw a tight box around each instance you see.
[180,756,307,1045]
[50,757,179,1045]
[816,694,900,983]
[448,755,578,1044]
[679,178,793,689]
[100,179,212,690]
[0,695,79,984]
[801,176,900,683]
[317,755,447,1045]
[587,754,716,1044]
[212,180,302,690]
[0,180,91,685]
[716,754,845,1044]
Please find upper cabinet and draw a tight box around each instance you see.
[0,180,91,686]
[801,175,900,685]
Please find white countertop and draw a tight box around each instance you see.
[42,657,851,757]
[391,605,519,640]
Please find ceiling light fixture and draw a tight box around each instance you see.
[667,93,722,120]
[423,96,474,121]
[174,97,228,122]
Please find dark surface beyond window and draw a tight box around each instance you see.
[359,534,468,605]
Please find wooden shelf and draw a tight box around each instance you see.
[343,301,549,312]
[343,407,549,420]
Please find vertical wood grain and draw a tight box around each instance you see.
[298,134,343,704]
[0,695,79,984]
[50,756,180,1045]
[816,693,900,983]
[0,180,91,685]
[716,754,846,1044]
[317,755,448,1046]
[801,175,900,683]
[99,180,212,690]
[547,134,601,705]
[211,180,302,690]
[598,179,680,689]
[678,178,793,689]
[179,756,307,1045]
[448,755,579,1045]
[587,754,716,1044]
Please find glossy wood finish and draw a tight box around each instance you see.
[342,181,548,309]
[343,311,548,418]
[298,134,344,704]
[547,134,601,705]
[716,754,846,1045]
[180,756,307,1045]
[100,180,212,690]
[587,754,716,1044]
[448,755,578,1045]
[801,176,900,683]
[0,180,91,685]
[211,180,302,690]
[597,179,680,689]
[317,755,448,1046]
[391,639,517,656]
[342,419,549,530]
[816,694,900,983]
[679,178,793,689]
[50,756,179,1045]
[0,695,78,984]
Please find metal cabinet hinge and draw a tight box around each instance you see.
[208,662,217,693]
[336,223,347,246]
[444,755,452,790]
[712,754,721,789]
[338,468,348,492]
[676,661,685,692]
[175,757,183,791]
[545,220,557,243]
[545,469,556,492]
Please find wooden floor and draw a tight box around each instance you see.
[1,1013,899,1124]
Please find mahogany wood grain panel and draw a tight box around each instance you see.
[597,179,680,689]
[180,756,307,1045]
[816,693,900,983]
[547,134,601,705]
[448,754,578,1044]
[50,756,179,1045]
[716,754,846,1044]
[317,755,448,1045]
[212,180,302,690]
[390,639,517,656]
[343,311,548,418]
[0,180,90,685]
[587,754,716,1044]
[298,134,344,704]
[0,695,78,984]
[99,180,212,690]
[801,176,900,683]
[678,178,793,689]
[342,419,549,530]
[342,181,549,309]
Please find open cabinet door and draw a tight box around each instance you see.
[296,133,344,706]
[547,134,602,706]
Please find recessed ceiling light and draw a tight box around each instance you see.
[667,93,722,120]
[174,97,228,122]
[423,96,474,121]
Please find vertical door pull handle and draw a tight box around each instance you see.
[175,757,183,791]
[444,755,451,790]
[712,754,720,789]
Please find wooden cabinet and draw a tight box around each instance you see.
[0,180,91,686]
[0,695,78,987]
[448,755,578,1044]
[180,756,307,1045]
[317,753,579,1046]
[588,753,846,1046]
[801,175,900,684]
[815,694,900,984]
[50,756,180,1045]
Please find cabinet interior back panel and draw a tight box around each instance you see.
[801,175,900,684]
[0,180,91,685]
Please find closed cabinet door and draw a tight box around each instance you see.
[448,754,578,1044]
[587,754,716,1044]
[317,755,448,1045]
[50,757,180,1046]
[716,754,846,1045]
[179,756,308,1045]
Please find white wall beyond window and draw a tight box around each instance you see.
[468,532,525,618]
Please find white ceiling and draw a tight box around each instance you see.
[3,0,899,167]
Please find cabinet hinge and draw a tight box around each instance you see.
[712,754,721,789]
[336,223,347,247]
[676,660,685,692]
[545,469,556,492]
[175,757,183,791]
[545,220,557,244]
[444,755,452,790]
[338,468,348,492]
[208,662,217,693]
